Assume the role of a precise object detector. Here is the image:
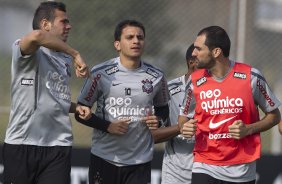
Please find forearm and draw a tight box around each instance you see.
[20,30,78,57]
[36,31,78,57]
[75,113,111,132]
[151,125,180,144]
[178,115,189,130]
[246,108,281,135]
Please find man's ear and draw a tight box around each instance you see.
[188,60,194,66]
[114,41,121,51]
[41,19,51,31]
[212,47,221,58]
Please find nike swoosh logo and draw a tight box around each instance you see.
[112,83,122,86]
[209,115,237,129]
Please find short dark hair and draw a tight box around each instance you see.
[197,26,230,57]
[185,43,195,61]
[114,20,145,41]
[32,1,66,30]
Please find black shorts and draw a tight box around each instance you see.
[3,143,72,184]
[89,154,151,184]
[192,173,256,184]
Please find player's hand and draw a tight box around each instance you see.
[73,53,89,78]
[180,119,197,138]
[107,119,130,135]
[76,105,92,120]
[141,115,159,130]
[228,120,248,139]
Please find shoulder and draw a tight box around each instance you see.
[90,57,119,75]
[235,62,268,83]
[233,62,252,71]
[251,67,264,78]
[12,39,22,55]
[167,76,185,95]
[142,61,164,78]
[168,76,183,88]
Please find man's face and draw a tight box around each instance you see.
[192,34,215,69]
[49,9,71,42]
[114,26,145,60]
[188,56,198,72]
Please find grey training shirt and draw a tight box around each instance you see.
[78,57,169,166]
[161,75,194,184]
[5,39,73,146]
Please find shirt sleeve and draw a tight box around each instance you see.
[77,70,101,107]
[12,39,32,60]
[153,75,170,107]
[180,76,196,118]
[251,67,281,113]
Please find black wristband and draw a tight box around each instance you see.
[75,113,111,132]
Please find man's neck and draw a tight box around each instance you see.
[208,58,231,79]
[120,55,141,69]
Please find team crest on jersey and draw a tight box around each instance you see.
[196,77,207,86]
[146,68,159,78]
[105,66,119,75]
[170,86,181,96]
[142,79,153,94]
[233,72,246,79]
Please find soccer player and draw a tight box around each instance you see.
[3,2,91,184]
[178,26,281,184]
[152,44,197,184]
[75,19,170,184]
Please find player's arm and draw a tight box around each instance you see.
[229,108,281,139]
[75,112,111,132]
[74,102,130,135]
[278,120,282,135]
[74,101,111,132]
[178,115,197,138]
[151,104,180,143]
[149,75,170,131]
[151,125,180,144]
[20,30,88,77]
[75,113,130,135]
[177,79,197,138]
[154,105,169,122]
[229,68,281,139]
[69,102,91,120]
